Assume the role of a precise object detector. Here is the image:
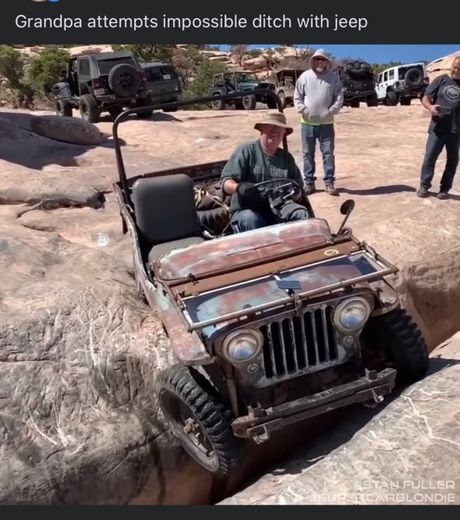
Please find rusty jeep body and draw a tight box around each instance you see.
[113,90,429,478]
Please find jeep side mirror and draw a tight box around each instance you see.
[340,199,355,215]
[337,199,355,235]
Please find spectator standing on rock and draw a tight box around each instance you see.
[294,48,344,196]
[417,55,460,200]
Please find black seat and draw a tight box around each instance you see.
[131,174,205,265]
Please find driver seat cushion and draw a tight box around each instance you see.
[132,174,205,261]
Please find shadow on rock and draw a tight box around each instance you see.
[0,112,101,171]
[339,184,416,196]
[100,112,183,124]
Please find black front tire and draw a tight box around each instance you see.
[79,94,100,123]
[157,364,240,478]
[366,93,378,107]
[242,95,256,110]
[212,94,225,110]
[365,308,429,384]
[56,100,73,117]
[385,90,398,106]
[277,91,286,109]
[349,98,360,108]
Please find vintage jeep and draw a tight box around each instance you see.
[267,67,305,108]
[113,90,429,478]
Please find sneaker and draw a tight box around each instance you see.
[305,183,316,195]
[325,184,339,196]
[437,191,448,200]
[416,186,429,198]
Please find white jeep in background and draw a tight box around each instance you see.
[375,63,429,106]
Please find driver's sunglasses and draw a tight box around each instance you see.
[314,57,327,62]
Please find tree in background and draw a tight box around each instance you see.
[113,44,174,63]
[0,45,34,108]
[371,61,403,74]
[181,58,226,106]
[26,46,70,95]
[230,45,248,67]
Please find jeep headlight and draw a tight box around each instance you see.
[222,329,263,364]
[333,297,372,333]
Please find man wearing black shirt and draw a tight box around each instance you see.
[417,55,460,199]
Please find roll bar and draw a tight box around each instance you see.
[112,88,285,202]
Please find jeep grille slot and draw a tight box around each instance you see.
[261,305,338,380]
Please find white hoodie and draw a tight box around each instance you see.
[294,49,343,125]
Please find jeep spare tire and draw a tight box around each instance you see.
[108,64,141,97]
[404,68,423,89]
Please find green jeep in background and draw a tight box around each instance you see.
[210,71,277,110]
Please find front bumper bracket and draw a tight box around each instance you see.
[232,368,397,443]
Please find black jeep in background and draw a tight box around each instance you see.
[140,62,182,112]
[51,51,154,123]
[338,61,378,108]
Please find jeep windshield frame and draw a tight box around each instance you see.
[236,72,259,82]
[112,89,285,206]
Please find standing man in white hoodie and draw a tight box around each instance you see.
[294,49,343,195]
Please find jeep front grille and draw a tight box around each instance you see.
[260,305,340,381]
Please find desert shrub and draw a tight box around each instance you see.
[0,45,35,107]
[26,46,70,95]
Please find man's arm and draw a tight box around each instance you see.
[221,144,248,194]
[421,94,440,115]
[294,74,308,116]
[329,77,344,115]
[421,76,442,116]
[223,178,238,194]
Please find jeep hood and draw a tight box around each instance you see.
[153,220,397,333]
[155,219,332,282]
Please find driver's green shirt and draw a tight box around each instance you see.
[221,140,303,213]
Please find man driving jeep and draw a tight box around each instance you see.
[221,112,310,232]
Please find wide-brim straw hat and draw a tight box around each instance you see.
[254,111,293,136]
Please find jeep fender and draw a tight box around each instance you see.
[157,291,214,366]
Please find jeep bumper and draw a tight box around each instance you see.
[231,368,396,443]
[345,90,375,100]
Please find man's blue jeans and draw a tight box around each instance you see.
[301,123,335,186]
[420,131,459,192]
[231,203,310,232]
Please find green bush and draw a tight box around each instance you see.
[0,45,25,90]
[181,58,226,109]
[0,45,35,107]
[26,46,70,95]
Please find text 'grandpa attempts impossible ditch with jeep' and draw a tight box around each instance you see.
[15,13,368,31]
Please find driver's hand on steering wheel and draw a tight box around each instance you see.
[292,186,304,202]
[236,182,266,210]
